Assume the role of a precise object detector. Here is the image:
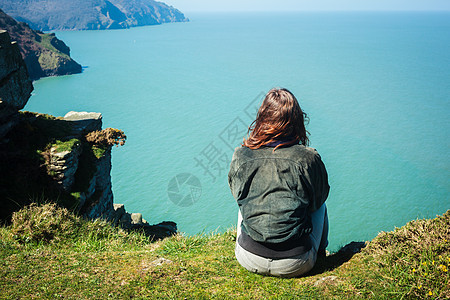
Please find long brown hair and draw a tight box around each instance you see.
[243,88,309,150]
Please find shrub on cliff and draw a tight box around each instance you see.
[86,128,126,147]
[85,128,126,159]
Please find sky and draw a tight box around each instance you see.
[166,0,450,13]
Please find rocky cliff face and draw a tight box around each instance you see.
[0,30,33,139]
[1,0,188,31]
[0,30,176,239]
[0,9,82,80]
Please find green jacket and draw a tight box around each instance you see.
[228,144,330,244]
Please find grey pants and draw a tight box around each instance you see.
[235,203,328,278]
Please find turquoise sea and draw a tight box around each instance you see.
[25,12,450,251]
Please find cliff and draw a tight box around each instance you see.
[0,30,175,239]
[0,0,189,31]
[0,29,33,139]
[0,9,82,80]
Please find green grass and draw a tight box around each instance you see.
[339,212,450,299]
[91,145,106,159]
[51,139,80,153]
[36,34,72,72]
[0,204,448,299]
[38,34,70,59]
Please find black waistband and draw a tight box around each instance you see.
[238,230,312,259]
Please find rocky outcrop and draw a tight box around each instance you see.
[0,9,82,80]
[36,116,176,239]
[29,111,113,220]
[113,204,177,240]
[1,109,177,239]
[0,32,176,239]
[0,30,33,139]
[1,0,188,31]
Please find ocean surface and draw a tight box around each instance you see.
[25,12,450,251]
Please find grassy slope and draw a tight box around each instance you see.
[0,204,448,299]
[37,34,69,58]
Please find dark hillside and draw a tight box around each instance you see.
[0,9,81,79]
[0,0,188,31]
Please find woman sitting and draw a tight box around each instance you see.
[228,88,330,277]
